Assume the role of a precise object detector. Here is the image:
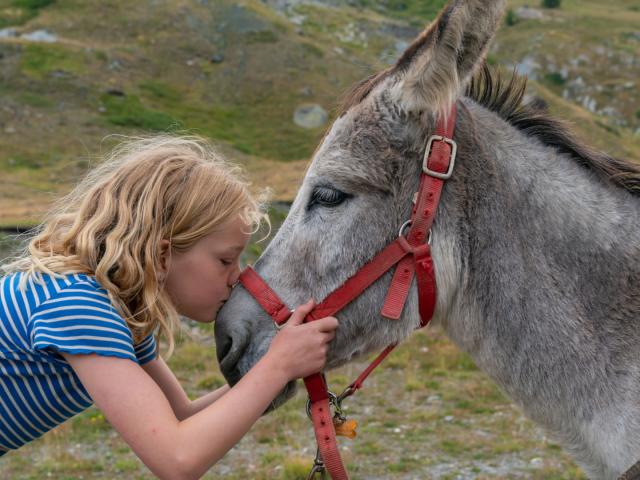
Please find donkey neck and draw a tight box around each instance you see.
[434,99,640,471]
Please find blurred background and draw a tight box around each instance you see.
[1,0,639,478]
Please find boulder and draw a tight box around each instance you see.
[21,30,58,43]
[515,7,545,20]
[293,104,328,129]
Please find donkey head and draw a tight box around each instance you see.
[215,0,507,408]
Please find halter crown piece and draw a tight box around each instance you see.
[239,105,457,479]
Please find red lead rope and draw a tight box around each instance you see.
[238,105,457,479]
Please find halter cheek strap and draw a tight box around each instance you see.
[238,105,457,480]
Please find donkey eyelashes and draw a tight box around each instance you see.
[308,185,351,210]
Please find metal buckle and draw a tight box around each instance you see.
[273,310,293,331]
[423,135,457,180]
[398,220,432,245]
[306,391,339,419]
[307,447,327,479]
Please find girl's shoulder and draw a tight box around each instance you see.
[6,270,103,295]
[1,271,116,319]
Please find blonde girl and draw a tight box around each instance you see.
[0,136,338,479]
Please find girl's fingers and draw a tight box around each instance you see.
[316,316,339,332]
[324,331,335,343]
[287,299,315,326]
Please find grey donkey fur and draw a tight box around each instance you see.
[215,0,640,477]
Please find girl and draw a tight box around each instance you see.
[0,136,338,479]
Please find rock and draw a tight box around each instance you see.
[581,96,597,112]
[0,28,18,39]
[221,5,268,34]
[570,76,585,88]
[514,55,541,80]
[598,106,622,119]
[210,53,224,63]
[51,69,69,78]
[559,66,569,80]
[293,104,328,129]
[21,30,58,43]
[515,6,545,20]
[530,457,544,468]
[290,14,306,26]
[569,54,590,68]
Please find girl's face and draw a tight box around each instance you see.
[161,215,250,323]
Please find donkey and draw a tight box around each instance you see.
[215,0,640,477]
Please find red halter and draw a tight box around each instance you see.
[238,105,457,479]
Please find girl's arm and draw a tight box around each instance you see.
[62,300,337,480]
[63,350,286,480]
[142,356,230,420]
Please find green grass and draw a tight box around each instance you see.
[18,92,55,108]
[545,72,567,86]
[20,43,88,79]
[100,93,182,131]
[0,0,54,27]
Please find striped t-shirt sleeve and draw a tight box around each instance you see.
[134,334,158,365]
[30,281,138,363]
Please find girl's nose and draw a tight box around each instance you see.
[227,262,241,287]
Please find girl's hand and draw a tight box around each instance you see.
[265,299,338,381]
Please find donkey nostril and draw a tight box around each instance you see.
[217,333,233,365]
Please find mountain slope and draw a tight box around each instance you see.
[0,0,638,224]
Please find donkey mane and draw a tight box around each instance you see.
[339,63,640,197]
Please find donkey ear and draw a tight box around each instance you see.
[390,0,507,115]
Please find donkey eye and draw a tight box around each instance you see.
[309,186,349,208]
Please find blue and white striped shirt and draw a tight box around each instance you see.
[0,271,157,457]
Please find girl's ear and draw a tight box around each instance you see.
[390,0,507,116]
[158,239,171,276]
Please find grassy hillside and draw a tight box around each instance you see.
[0,0,639,226]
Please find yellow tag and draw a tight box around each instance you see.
[333,418,357,439]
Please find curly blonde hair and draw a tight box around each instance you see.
[2,135,269,359]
